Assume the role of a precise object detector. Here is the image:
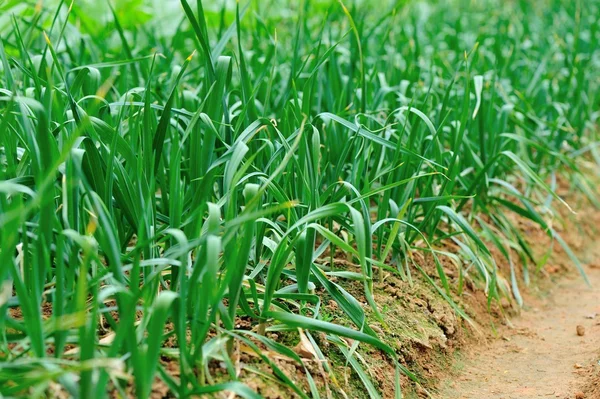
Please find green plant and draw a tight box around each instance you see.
[1,0,599,397]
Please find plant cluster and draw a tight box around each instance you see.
[0,0,599,397]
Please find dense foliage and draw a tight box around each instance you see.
[1,0,599,397]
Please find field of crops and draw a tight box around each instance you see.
[1,0,599,397]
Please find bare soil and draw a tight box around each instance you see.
[438,266,600,399]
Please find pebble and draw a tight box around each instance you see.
[576,325,585,336]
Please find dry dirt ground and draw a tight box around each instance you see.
[437,263,600,399]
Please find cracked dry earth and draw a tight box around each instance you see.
[438,262,600,399]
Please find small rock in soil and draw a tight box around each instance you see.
[327,299,338,310]
[546,265,560,274]
[576,325,585,336]
[575,391,585,399]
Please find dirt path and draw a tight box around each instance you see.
[438,264,600,399]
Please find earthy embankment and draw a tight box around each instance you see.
[432,190,600,399]
[298,187,600,399]
[230,185,600,399]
